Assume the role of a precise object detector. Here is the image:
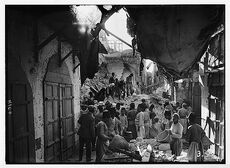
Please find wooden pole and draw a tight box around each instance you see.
[102,27,132,48]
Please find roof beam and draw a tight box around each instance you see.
[59,50,73,67]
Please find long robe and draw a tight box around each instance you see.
[96,121,110,162]
[186,124,205,162]
[135,111,145,138]
[108,117,120,136]
[127,109,137,139]
[144,111,150,138]
[169,122,183,156]
[178,107,189,134]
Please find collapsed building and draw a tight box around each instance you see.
[6,5,225,163]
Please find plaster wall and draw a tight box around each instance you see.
[7,10,80,162]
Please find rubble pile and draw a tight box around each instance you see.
[129,138,174,162]
[81,65,109,100]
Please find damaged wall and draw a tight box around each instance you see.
[100,50,141,93]
[7,9,81,162]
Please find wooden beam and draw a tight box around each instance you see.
[33,18,39,62]
[92,6,122,37]
[58,37,62,67]
[38,32,58,50]
[37,26,66,51]
[73,63,80,73]
[102,27,132,48]
[59,50,72,67]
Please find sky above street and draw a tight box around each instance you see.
[105,9,133,50]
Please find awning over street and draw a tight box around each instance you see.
[126,5,224,79]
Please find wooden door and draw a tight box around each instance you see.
[44,82,74,162]
[44,82,61,162]
[6,60,35,163]
[60,84,75,160]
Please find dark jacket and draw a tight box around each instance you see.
[78,113,95,139]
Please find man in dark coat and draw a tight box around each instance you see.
[109,72,116,98]
[78,105,95,162]
[127,103,137,139]
[186,113,205,162]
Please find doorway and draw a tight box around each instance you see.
[6,58,35,163]
[43,55,75,162]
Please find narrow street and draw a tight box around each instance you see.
[5,4,225,164]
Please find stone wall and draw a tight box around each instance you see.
[7,10,81,162]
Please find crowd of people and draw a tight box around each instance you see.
[107,72,134,100]
[77,93,206,162]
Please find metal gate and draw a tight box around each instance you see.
[44,82,75,162]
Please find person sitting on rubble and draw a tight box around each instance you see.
[178,103,189,136]
[186,113,205,162]
[119,107,128,136]
[168,113,183,157]
[96,110,112,162]
[135,104,145,138]
[127,103,137,139]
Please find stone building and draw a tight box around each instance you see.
[6,6,81,163]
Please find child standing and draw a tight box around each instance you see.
[119,107,128,135]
